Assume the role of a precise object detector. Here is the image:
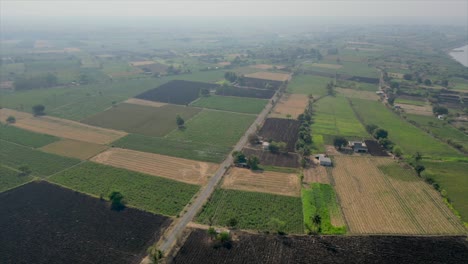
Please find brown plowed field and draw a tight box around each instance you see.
[258,118,300,152]
[242,148,300,168]
[397,103,433,116]
[303,165,329,184]
[221,168,300,197]
[0,108,127,144]
[41,139,108,160]
[270,94,308,119]
[331,156,465,235]
[90,148,218,185]
[124,98,167,108]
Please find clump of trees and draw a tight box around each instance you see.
[224,71,238,83]
[333,136,347,150]
[232,151,259,170]
[268,141,287,153]
[295,100,314,167]
[326,81,335,96]
[108,191,125,210]
[32,104,46,116]
[432,105,448,116]
[147,245,164,264]
[6,116,16,124]
[176,115,185,129]
[366,123,393,151]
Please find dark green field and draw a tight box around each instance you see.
[0,165,34,193]
[191,95,267,114]
[48,162,200,216]
[0,124,58,148]
[82,103,201,137]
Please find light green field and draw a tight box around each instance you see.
[191,95,267,114]
[48,162,199,216]
[167,110,255,147]
[0,165,34,193]
[304,61,380,78]
[312,96,368,138]
[350,98,464,159]
[0,124,59,148]
[287,75,332,96]
[196,188,304,233]
[395,98,427,106]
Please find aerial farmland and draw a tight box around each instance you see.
[1,5,467,264]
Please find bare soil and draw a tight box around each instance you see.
[270,94,309,119]
[124,98,167,108]
[40,139,108,160]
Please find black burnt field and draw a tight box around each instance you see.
[364,140,389,156]
[136,80,219,105]
[0,181,171,264]
[173,229,468,264]
[259,118,301,152]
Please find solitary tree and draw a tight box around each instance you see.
[247,155,260,170]
[424,79,432,86]
[147,245,164,264]
[333,136,347,150]
[232,151,247,164]
[227,218,238,228]
[176,115,185,128]
[312,214,322,229]
[207,227,217,240]
[6,116,16,124]
[32,104,45,116]
[108,191,125,210]
[373,128,388,139]
[415,165,425,176]
[392,146,403,157]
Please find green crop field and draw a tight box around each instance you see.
[287,75,332,96]
[312,96,368,138]
[48,162,199,216]
[406,114,468,151]
[349,98,464,159]
[0,140,80,177]
[197,188,303,233]
[0,124,58,148]
[82,103,201,137]
[191,95,267,114]
[302,183,346,234]
[395,98,427,106]
[113,134,231,163]
[422,161,468,223]
[303,61,380,78]
[167,110,255,147]
[0,165,34,193]
[335,80,378,91]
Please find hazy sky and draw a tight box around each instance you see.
[2,0,467,18]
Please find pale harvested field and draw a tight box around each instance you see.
[41,139,108,160]
[244,72,291,82]
[217,61,231,66]
[251,64,285,70]
[0,109,127,144]
[34,40,53,49]
[398,103,433,116]
[332,156,465,235]
[129,61,156,66]
[270,94,308,119]
[221,167,300,197]
[310,63,343,69]
[124,98,167,108]
[91,148,219,185]
[303,165,329,184]
[336,88,379,100]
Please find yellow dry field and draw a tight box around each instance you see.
[251,64,285,70]
[310,63,343,69]
[221,168,301,197]
[217,61,231,66]
[124,98,167,108]
[0,108,127,144]
[332,156,465,235]
[336,88,379,100]
[398,103,433,116]
[270,94,308,119]
[41,139,108,160]
[303,165,329,184]
[244,72,291,82]
[91,148,219,185]
[129,61,156,66]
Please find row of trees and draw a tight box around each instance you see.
[295,100,314,166]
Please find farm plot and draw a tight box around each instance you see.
[81,103,201,137]
[192,95,268,114]
[0,124,58,148]
[135,62,168,75]
[398,103,433,116]
[250,64,285,70]
[91,148,218,185]
[244,72,291,82]
[221,168,301,197]
[124,98,167,108]
[336,87,379,100]
[270,94,308,119]
[167,110,255,147]
[242,148,300,168]
[113,134,231,163]
[174,229,468,264]
[0,140,80,177]
[41,139,108,160]
[258,118,300,152]
[215,86,275,99]
[303,166,329,184]
[48,162,199,216]
[136,80,219,105]
[0,181,171,264]
[0,165,33,193]
[0,109,126,144]
[302,183,346,234]
[287,75,332,96]
[310,63,343,69]
[312,96,368,138]
[331,156,465,235]
[364,140,389,156]
[196,189,303,233]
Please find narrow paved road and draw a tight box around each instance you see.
[155,90,280,256]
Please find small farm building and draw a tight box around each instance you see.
[315,154,332,167]
[349,141,368,153]
[262,141,270,150]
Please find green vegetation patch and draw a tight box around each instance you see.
[0,124,58,148]
[302,183,346,235]
[287,75,332,96]
[113,134,231,163]
[167,110,255,147]
[82,103,201,137]
[421,161,468,222]
[0,165,34,193]
[0,140,80,177]
[48,162,199,216]
[378,163,419,182]
[395,98,426,106]
[197,189,303,234]
[349,98,463,159]
[192,95,267,114]
[312,96,368,137]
